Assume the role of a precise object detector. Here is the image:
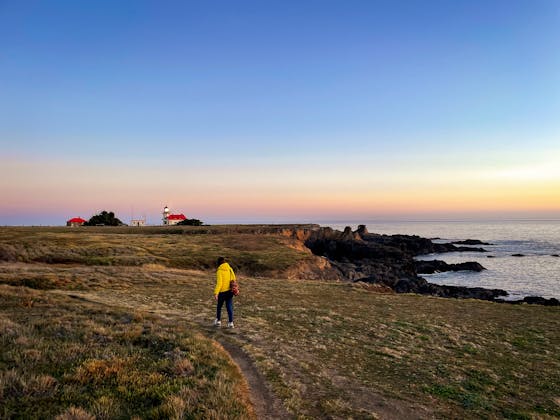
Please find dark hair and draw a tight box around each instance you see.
[217,256,226,266]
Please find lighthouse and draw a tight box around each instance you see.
[162,205,187,226]
[162,205,170,224]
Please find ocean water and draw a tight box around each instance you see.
[324,220,560,300]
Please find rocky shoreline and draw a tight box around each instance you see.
[298,225,559,306]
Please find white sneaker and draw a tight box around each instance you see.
[227,322,234,328]
[213,319,221,327]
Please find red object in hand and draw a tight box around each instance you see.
[230,280,240,296]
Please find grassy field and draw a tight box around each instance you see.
[1,227,559,419]
[0,226,314,276]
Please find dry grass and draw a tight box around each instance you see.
[0,284,253,419]
[1,226,559,419]
[0,227,312,276]
[65,270,560,419]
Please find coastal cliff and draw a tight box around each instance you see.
[280,225,559,305]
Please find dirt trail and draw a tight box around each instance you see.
[60,291,290,419]
[209,332,291,419]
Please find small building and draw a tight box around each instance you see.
[130,218,146,227]
[67,217,86,227]
[162,206,187,226]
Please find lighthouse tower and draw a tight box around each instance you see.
[162,205,170,225]
[161,205,187,225]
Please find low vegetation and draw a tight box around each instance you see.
[1,227,559,418]
[176,218,204,226]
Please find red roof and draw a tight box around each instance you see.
[168,214,186,220]
[67,217,86,223]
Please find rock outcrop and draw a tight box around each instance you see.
[302,225,488,282]
[520,296,559,306]
[452,239,492,245]
[497,296,560,306]
[356,275,507,301]
[292,225,558,305]
[415,260,485,274]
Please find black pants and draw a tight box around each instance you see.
[216,290,234,322]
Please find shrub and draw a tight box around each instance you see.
[83,211,124,226]
[176,218,204,226]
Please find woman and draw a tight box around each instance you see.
[213,256,236,328]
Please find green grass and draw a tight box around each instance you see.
[1,226,559,418]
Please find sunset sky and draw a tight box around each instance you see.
[1,1,559,225]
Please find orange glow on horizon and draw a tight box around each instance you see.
[2,155,560,221]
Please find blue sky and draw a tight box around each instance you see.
[1,1,559,224]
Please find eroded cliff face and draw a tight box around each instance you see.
[273,234,341,280]
[275,225,415,282]
[281,255,340,280]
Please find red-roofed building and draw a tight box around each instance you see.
[162,206,187,225]
[67,217,86,227]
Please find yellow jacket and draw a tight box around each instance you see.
[214,262,236,295]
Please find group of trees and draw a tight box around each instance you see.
[83,211,204,226]
[176,218,203,226]
[83,211,124,226]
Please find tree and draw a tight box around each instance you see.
[83,211,124,226]
[176,218,204,226]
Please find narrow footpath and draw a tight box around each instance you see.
[209,331,291,419]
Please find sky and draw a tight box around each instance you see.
[1,0,559,225]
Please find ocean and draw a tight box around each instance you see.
[323,220,560,300]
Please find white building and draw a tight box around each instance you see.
[162,206,187,225]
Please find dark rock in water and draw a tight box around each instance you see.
[487,255,495,258]
[355,229,486,255]
[416,260,485,274]
[424,284,508,301]
[512,254,525,257]
[495,296,560,306]
[437,243,483,253]
[454,262,486,271]
[521,296,559,306]
[452,239,492,245]
[552,254,559,257]
[415,260,443,274]
[449,245,487,253]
